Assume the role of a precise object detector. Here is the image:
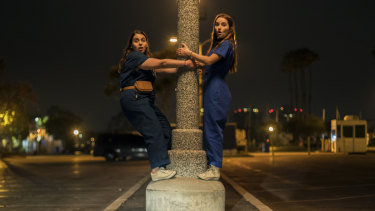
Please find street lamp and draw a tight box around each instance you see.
[73,129,79,150]
[169,37,177,43]
[268,126,275,158]
[198,39,210,125]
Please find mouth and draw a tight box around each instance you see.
[138,47,144,51]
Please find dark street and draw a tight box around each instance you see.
[1,153,375,210]
[0,156,149,210]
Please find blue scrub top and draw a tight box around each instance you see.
[119,51,155,88]
[204,40,234,86]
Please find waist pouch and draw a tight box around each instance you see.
[134,81,153,93]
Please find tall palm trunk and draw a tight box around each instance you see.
[293,70,299,113]
[288,72,294,110]
[300,68,307,117]
[308,67,312,114]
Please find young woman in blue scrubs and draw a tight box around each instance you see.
[118,30,195,181]
[177,13,238,180]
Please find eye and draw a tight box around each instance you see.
[215,22,219,26]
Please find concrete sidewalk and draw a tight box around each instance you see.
[117,177,259,211]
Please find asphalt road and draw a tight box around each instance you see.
[1,153,375,210]
[0,155,150,210]
[223,152,375,210]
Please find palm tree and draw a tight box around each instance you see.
[282,52,299,112]
[295,48,319,115]
[282,48,319,115]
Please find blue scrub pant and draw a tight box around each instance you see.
[203,81,231,168]
[120,90,171,170]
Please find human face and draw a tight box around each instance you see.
[132,33,148,53]
[215,17,230,39]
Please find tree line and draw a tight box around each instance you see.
[0,59,82,153]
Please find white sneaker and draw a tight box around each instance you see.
[198,165,220,181]
[151,167,177,181]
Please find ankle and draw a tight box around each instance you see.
[151,167,159,174]
[210,164,219,169]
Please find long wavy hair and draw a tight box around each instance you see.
[118,30,152,73]
[207,13,238,74]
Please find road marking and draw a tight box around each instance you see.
[271,193,375,204]
[104,174,150,211]
[232,162,300,186]
[221,172,273,211]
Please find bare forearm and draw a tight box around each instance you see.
[139,58,194,70]
[157,59,186,69]
[190,52,218,65]
[140,58,187,70]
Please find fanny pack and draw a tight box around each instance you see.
[134,81,153,93]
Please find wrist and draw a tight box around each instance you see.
[184,60,187,67]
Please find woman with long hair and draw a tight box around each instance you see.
[177,13,238,180]
[119,30,195,181]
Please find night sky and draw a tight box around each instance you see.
[1,0,375,132]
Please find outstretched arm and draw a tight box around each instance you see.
[176,43,221,65]
[139,58,194,71]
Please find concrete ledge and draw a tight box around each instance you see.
[146,177,225,211]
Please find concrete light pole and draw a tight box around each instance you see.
[146,0,225,210]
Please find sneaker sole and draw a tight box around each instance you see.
[197,175,220,181]
[151,171,177,182]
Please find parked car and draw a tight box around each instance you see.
[93,133,147,161]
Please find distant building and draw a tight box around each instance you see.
[331,115,367,153]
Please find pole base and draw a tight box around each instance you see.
[146,177,225,211]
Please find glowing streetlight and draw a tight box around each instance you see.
[169,37,177,43]
[73,129,79,135]
[268,126,275,158]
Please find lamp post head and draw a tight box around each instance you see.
[169,37,177,43]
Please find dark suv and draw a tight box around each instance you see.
[93,133,147,161]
